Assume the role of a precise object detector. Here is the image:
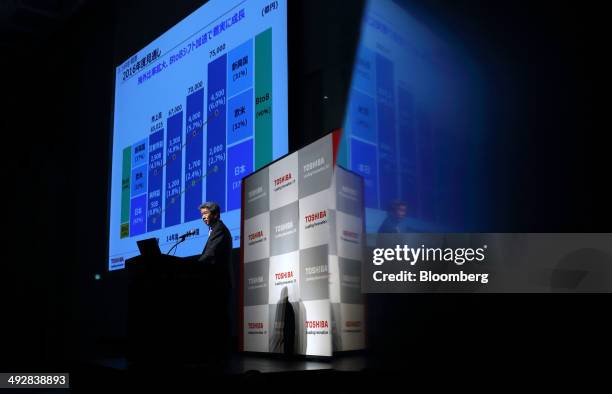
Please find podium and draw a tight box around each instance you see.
[126,253,218,365]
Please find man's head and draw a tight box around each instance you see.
[199,201,220,226]
[389,199,407,220]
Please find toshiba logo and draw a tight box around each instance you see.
[305,320,329,328]
[248,230,263,240]
[342,230,359,239]
[275,271,294,280]
[305,210,326,223]
[274,173,292,186]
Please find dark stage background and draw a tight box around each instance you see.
[3,0,609,374]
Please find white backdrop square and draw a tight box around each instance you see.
[269,151,299,210]
[243,212,270,263]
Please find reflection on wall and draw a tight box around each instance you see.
[338,0,483,234]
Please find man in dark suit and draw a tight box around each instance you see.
[198,201,232,287]
[198,201,233,360]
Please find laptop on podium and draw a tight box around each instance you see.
[136,237,162,257]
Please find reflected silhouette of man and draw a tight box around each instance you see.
[270,286,296,356]
[378,199,408,233]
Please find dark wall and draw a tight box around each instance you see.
[287,0,365,148]
[410,0,609,232]
[4,0,608,371]
[5,0,117,369]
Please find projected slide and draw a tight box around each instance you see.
[109,0,288,270]
[338,0,460,233]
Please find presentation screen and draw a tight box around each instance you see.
[338,0,470,233]
[108,0,288,270]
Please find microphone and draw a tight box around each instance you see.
[178,229,197,241]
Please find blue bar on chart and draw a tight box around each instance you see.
[130,138,148,237]
[227,88,253,145]
[376,53,397,210]
[416,110,434,221]
[351,138,378,209]
[130,165,148,197]
[207,54,227,212]
[349,88,376,143]
[130,194,147,236]
[397,85,416,210]
[353,46,376,96]
[165,111,183,227]
[184,88,204,222]
[227,138,253,211]
[147,129,164,232]
[131,138,148,169]
[227,38,253,97]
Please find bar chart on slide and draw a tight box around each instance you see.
[110,0,287,270]
[120,31,273,239]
